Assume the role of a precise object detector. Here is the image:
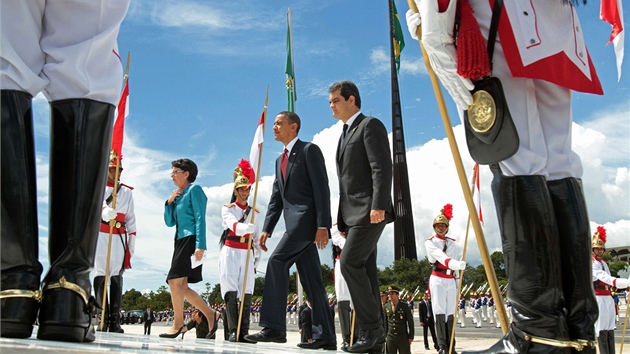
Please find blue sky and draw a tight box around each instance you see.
[31,0,629,295]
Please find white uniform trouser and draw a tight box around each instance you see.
[474,309,482,327]
[218,246,254,299]
[334,260,352,304]
[0,0,128,105]
[470,0,581,180]
[458,308,466,327]
[595,296,616,333]
[429,275,457,317]
[94,232,125,276]
[488,306,495,324]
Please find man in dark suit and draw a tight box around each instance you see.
[330,80,395,353]
[244,111,336,351]
[143,306,155,335]
[298,299,313,343]
[419,292,438,351]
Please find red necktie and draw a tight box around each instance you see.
[281,148,288,180]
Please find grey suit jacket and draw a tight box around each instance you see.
[263,139,331,241]
[336,114,394,232]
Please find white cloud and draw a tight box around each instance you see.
[31,101,629,293]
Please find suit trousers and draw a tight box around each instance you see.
[340,222,386,330]
[259,234,335,340]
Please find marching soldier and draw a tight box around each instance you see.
[592,226,630,354]
[94,156,137,333]
[218,160,261,343]
[384,286,414,354]
[457,296,466,328]
[425,204,465,354]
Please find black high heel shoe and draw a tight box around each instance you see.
[205,312,220,339]
[159,325,186,339]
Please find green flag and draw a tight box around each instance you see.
[392,1,405,73]
[286,8,296,112]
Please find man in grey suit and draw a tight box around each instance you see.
[330,80,395,353]
[245,111,336,351]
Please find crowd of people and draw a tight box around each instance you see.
[2,1,628,354]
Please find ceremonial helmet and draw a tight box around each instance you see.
[108,150,123,170]
[233,159,255,193]
[433,203,453,235]
[592,225,606,249]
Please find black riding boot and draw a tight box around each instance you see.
[239,293,256,343]
[37,99,114,342]
[108,276,124,333]
[436,314,448,354]
[93,276,108,331]
[224,291,238,341]
[597,330,609,354]
[0,90,43,339]
[446,315,457,354]
[548,178,598,353]
[463,166,570,354]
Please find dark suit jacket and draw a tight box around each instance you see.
[336,114,394,232]
[419,300,433,324]
[298,303,313,342]
[143,310,155,323]
[263,139,332,237]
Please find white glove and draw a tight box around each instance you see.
[405,9,422,40]
[417,0,474,110]
[616,277,629,290]
[127,234,136,257]
[449,259,466,271]
[245,223,255,234]
[101,206,118,221]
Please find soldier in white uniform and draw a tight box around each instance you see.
[591,226,630,354]
[1,0,129,342]
[425,204,465,354]
[332,225,354,350]
[407,0,608,351]
[218,160,261,343]
[94,157,137,333]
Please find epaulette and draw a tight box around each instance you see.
[224,203,236,208]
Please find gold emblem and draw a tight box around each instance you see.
[115,222,122,228]
[468,90,496,133]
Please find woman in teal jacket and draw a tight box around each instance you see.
[160,158,219,339]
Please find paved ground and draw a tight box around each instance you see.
[1,305,628,353]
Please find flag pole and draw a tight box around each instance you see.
[236,86,269,341]
[405,0,508,333]
[449,164,477,354]
[99,52,130,332]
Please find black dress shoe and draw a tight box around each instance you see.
[346,327,385,353]
[426,346,431,350]
[341,341,350,351]
[297,339,337,350]
[243,328,287,343]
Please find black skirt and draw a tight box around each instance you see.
[166,235,202,284]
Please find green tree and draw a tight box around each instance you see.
[490,251,506,280]
[150,286,172,311]
[254,276,265,297]
[122,288,143,311]
[321,264,334,289]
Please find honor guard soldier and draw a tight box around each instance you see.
[94,156,137,333]
[457,296,466,328]
[425,204,465,354]
[218,160,261,343]
[383,286,414,354]
[592,226,630,354]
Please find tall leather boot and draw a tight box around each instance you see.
[548,178,598,353]
[446,315,457,354]
[435,314,448,354]
[108,276,124,333]
[0,90,43,338]
[463,166,570,354]
[93,276,108,331]
[37,99,115,342]
[239,293,256,343]
[224,291,238,341]
[597,330,609,354]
